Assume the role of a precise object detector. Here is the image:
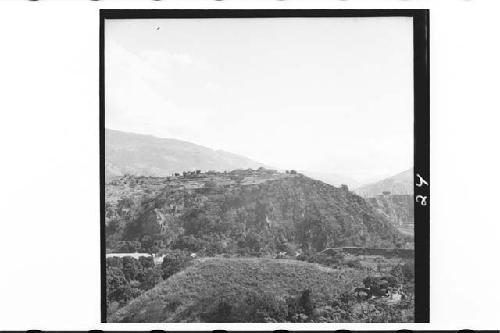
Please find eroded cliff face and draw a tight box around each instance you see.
[105,169,408,254]
[366,194,414,236]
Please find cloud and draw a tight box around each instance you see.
[105,41,213,143]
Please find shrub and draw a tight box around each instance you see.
[173,235,209,253]
[380,275,399,288]
[299,252,344,267]
[390,261,415,282]
[204,292,288,323]
[140,267,163,291]
[345,258,363,269]
[138,256,155,269]
[125,287,143,301]
[363,276,389,297]
[121,256,141,281]
[161,250,192,279]
[106,266,129,305]
[116,240,142,253]
[210,300,233,323]
[239,292,288,322]
[298,289,314,316]
[106,256,122,268]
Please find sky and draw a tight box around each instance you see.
[105,17,413,182]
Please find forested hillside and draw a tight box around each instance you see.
[105,169,407,256]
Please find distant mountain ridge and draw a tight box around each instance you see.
[353,168,413,197]
[300,170,361,190]
[105,129,265,181]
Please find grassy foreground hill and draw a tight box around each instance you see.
[109,257,366,323]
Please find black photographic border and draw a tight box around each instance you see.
[99,9,430,324]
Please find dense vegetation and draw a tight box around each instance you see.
[105,170,408,257]
[105,169,414,322]
[108,256,414,323]
[106,250,193,316]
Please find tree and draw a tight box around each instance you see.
[117,240,141,253]
[213,301,232,323]
[299,289,314,316]
[125,287,143,301]
[140,267,163,290]
[138,256,154,270]
[106,256,122,268]
[140,235,160,254]
[161,250,191,279]
[122,256,140,281]
[106,266,129,305]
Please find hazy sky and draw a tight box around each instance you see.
[105,17,413,182]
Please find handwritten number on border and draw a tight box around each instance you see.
[415,173,428,206]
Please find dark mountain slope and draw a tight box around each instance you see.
[105,129,265,181]
[105,169,406,255]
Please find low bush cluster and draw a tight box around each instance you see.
[202,289,316,323]
[390,261,415,282]
[160,249,193,279]
[296,250,365,270]
[296,251,344,266]
[203,283,414,323]
[106,250,193,316]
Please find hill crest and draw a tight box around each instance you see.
[105,168,407,257]
[109,257,362,323]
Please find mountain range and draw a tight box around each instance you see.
[105,129,265,181]
[105,128,412,195]
[353,168,413,197]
